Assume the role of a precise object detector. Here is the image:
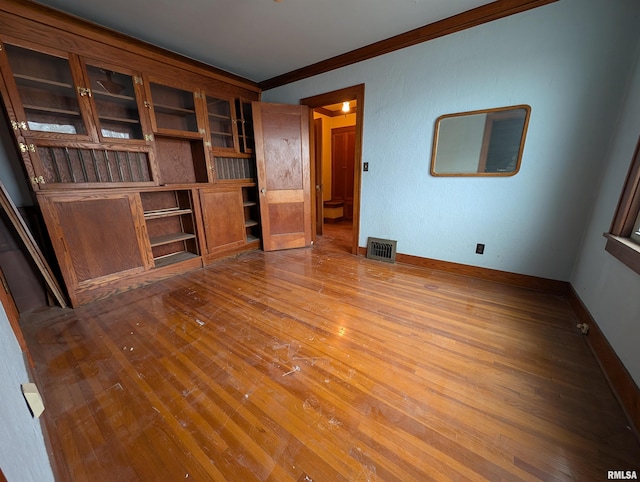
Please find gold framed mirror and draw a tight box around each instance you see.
[430,105,531,176]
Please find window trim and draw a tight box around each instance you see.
[605,134,640,275]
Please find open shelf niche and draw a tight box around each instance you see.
[242,185,261,244]
[140,190,199,268]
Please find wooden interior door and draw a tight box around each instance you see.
[253,102,311,251]
[331,126,355,220]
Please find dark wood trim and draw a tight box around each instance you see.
[0,0,259,93]
[610,135,640,235]
[605,134,640,274]
[604,234,640,276]
[260,0,558,90]
[301,85,365,256]
[358,247,570,294]
[315,106,358,118]
[566,286,640,439]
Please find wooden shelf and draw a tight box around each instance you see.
[149,232,196,248]
[208,113,232,121]
[14,73,73,90]
[99,115,141,124]
[154,250,199,268]
[246,234,260,243]
[243,201,256,207]
[144,207,193,220]
[153,103,195,115]
[245,219,258,228]
[92,90,136,102]
[23,104,81,117]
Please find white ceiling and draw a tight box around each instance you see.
[33,0,494,83]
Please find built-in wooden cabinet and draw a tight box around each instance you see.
[0,0,264,306]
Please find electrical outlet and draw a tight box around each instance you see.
[363,162,369,172]
[476,243,485,254]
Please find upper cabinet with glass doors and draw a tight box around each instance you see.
[206,95,238,151]
[146,79,203,137]
[0,41,151,144]
[1,41,93,140]
[0,40,156,189]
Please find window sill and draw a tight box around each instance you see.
[604,233,640,276]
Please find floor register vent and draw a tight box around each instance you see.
[366,237,397,263]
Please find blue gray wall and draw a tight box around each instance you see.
[0,305,54,481]
[263,0,640,384]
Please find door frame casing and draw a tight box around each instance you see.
[301,84,364,255]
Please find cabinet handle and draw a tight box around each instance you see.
[260,188,266,195]
[77,86,92,97]
[30,176,45,185]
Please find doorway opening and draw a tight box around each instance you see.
[301,84,364,255]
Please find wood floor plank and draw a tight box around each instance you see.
[21,222,640,481]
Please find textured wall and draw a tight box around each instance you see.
[0,306,54,481]
[571,49,640,386]
[263,0,640,282]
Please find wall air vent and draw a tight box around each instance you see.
[366,237,397,263]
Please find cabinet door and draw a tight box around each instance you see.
[199,187,246,255]
[236,98,255,153]
[0,39,95,141]
[84,60,152,143]
[38,192,153,306]
[205,95,238,152]
[145,78,204,137]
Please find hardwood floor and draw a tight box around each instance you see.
[21,227,640,481]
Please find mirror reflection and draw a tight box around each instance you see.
[431,105,531,176]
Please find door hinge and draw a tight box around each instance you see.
[133,76,143,85]
[77,86,92,97]
[19,143,36,153]
[143,100,151,108]
[30,176,45,185]
[11,120,28,130]
[204,141,211,148]
[144,134,154,141]
[194,92,204,99]
[199,128,206,135]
